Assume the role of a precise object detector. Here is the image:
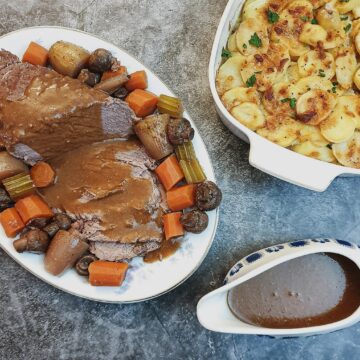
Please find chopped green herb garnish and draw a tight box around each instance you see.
[221,47,232,59]
[268,10,280,24]
[332,81,338,86]
[344,23,351,33]
[254,71,262,74]
[300,16,309,22]
[246,74,257,87]
[249,33,262,48]
[319,69,326,78]
[340,15,349,21]
[281,98,297,109]
[311,18,318,24]
[339,0,350,2]
[331,86,337,94]
[243,43,247,49]
[326,144,332,149]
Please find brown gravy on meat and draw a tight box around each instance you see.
[228,253,360,329]
[41,140,164,245]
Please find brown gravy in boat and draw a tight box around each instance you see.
[228,253,360,329]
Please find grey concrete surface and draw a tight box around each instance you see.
[0,1,360,359]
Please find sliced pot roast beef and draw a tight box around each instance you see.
[41,140,167,261]
[0,50,135,165]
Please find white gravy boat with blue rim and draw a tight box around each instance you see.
[197,239,360,337]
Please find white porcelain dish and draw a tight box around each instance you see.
[197,239,360,337]
[209,0,360,192]
[0,26,219,303]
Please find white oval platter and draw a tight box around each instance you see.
[0,26,219,303]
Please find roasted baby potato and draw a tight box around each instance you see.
[49,41,90,78]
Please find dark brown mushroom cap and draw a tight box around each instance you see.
[53,213,72,231]
[88,48,113,73]
[180,210,208,234]
[195,181,222,211]
[13,229,49,253]
[75,254,97,276]
[167,118,194,146]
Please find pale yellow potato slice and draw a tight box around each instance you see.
[236,18,269,56]
[316,6,342,31]
[320,101,356,143]
[299,23,328,47]
[231,102,266,130]
[216,55,245,95]
[296,89,337,125]
[292,141,336,162]
[242,0,267,20]
[353,6,360,18]
[298,50,335,79]
[287,62,302,82]
[257,117,300,147]
[221,87,259,110]
[354,67,360,90]
[337,95,360,128]
[336,0,359,14]
[297,123,330,146]
[351,19,360,38]
[333,131,360,168]
[335,47,357,89]
[227,33,238,52]
[295,76,333,95]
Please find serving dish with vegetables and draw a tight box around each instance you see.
[210,0,360,191]
[0,26,220,303]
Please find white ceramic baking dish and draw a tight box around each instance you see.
[209,0,360,192]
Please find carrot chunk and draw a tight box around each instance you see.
[101,66,127,81]
[30,161,56,188]
[15,194,53,224]
[89,261,129,286]
[166,184,195,211]
[125,89,158,117]
[155,154,184,191]
[22,41,49,66]
[163,212,184,241]
[125,70,148,91]
[0,208,25,238]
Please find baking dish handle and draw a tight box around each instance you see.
[248,136,343,192]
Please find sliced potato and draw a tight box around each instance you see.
[49,41,90,78]
[336,0,359,14]
[354,67,360,90]
[297,123,330,147]
[257,117,300,147]
[242,0,268,20]
[287,62,302,82]
[299,23,328,47]
[228,33,238,52]
[356,32,360,55]
[320,99,356,143]
[316,6,342,31]
[353,6,360,18]
[262,82,297,117]
[311,0,332,9]
[296,89,337,125]
[337,95,360,127]
[295,76,333,95]
[298,50,335,79]
[271,2,313,58]
[221,87,259,110]
[216,55,245,95]
[230,102,266,130]
[335,47,357,89]
[292,141,336,162]
[351,19,360,38]
[236,18,269,56]
[333,131,360,167]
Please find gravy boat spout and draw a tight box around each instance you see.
[197,239,360,337]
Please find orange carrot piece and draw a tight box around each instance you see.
[101,66,127,81]
[166,184,195,212]
[125,89,158,118]
[155,155,184,191]
[89,261,129,286]
[163,212,184,241]
[30,161,56,188]
[22,41,49,66]
[125,70,148,91]
[15,194,53,224]
[0,208,25,238]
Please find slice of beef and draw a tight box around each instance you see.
[0,50,136,164]
[41,140,167,261]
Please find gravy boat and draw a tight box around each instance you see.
[197,239,360,337]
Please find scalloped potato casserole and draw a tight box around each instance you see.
[217,0,360,168]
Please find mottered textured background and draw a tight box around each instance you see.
[0,1,360,359]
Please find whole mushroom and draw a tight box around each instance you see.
[13,229,50,253]
[195,181,222,211]
[180,210,208,234]
[167,118,194,146]
[88,48,113,73]
[75,254,97,276]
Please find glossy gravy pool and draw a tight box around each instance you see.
[228,253,360,329]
